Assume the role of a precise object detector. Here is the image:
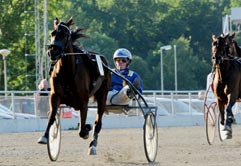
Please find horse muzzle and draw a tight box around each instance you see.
[212,55,222,66]
[48,43,64,61]
[48,48,62,61]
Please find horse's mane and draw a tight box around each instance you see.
[71,27,87,43]
[70,27,103,66]
[233,40,241,57]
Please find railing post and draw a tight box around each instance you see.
[154,91,156,106]
[34,92,38,118]
[171,92,174,116]
[188,92,192,115]
[11,92,15,119]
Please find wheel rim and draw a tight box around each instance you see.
[206,106,216,145]
[144,113,158,162]
[47,115,61,161]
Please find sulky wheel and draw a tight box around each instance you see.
[143,112,158,162]
[47,113,61,161]
[205,104,217,145]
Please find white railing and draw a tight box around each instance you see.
[142,90,205,116]
[0,90,207,119]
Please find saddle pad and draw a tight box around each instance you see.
[96,54,104,76]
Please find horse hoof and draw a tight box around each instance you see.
[226,131,232,139]
[79,124,92,139]
[83,134,89,139]
[88,146,97,155]
[224,125,232,132]
[226,134,232,139]
[85,124,92,131]
[37,136,47,144]
[79,131,89,139]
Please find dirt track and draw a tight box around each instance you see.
[1,126,241,166]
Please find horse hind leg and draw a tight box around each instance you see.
[224,97,237,139]
[225,103,235,130]
[88,122,101,155]
[88,91,106,155]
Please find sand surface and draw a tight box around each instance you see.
[1,125,241,166]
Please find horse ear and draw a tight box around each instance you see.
[66,17,73,27]
[212,35,217,41]
[223,33,229,38]
[54,18,59,29]
[230,32,236,39]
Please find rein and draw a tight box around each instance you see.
[215,55,241,83]
[48,50,102,75]
[49,23,72,63]
[48,21,104,76]
[221,56,241,61]
[49,52,86,69]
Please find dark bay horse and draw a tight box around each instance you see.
[37,17,111,154]
[211,33,241,138]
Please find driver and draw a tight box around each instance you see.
[106,48,143,105]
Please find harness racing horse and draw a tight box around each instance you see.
[211,33,241,138]
[37,17,111,155]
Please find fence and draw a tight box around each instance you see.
[2,90,241,133]
[0,90,207,119]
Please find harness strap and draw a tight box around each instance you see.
[237,58,241,64]
[95,54,104,76]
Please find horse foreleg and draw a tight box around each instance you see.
[217,100,225,125]
[37,106,58,144]
[79,104,92,139]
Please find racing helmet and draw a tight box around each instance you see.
[113,48,132,60]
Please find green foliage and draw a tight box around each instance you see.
[130,56,152,89]
[82,31,118,67]
[0,0,240,90]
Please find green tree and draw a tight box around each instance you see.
[130,56,152,90]
[0,0,30,90]
[0,0,239,91]
[82,31,118,67]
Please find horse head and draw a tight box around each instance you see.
[48,17,73,62]
[211,34,229,67]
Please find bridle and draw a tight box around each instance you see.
[212,36,239,82]
[48,23,72,64]
[212,38,229,66]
